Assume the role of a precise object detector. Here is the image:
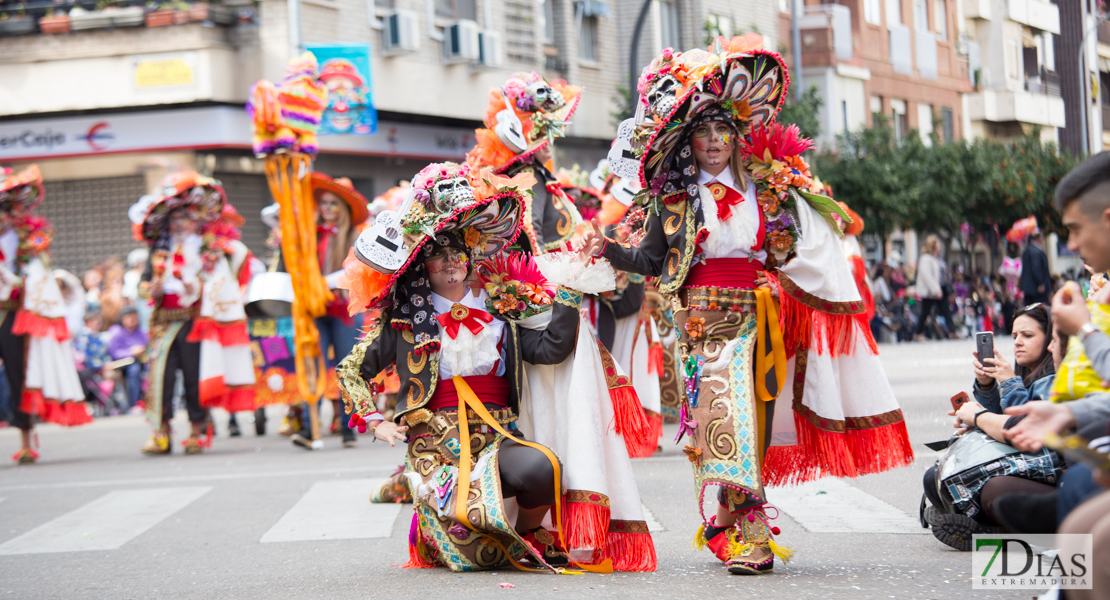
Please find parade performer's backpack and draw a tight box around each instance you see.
[930,430,1062,519]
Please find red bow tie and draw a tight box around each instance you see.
[707,182,744,221]
[436,303,494,339]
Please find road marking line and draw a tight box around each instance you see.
[768,479,927,535]
[0,466,398,493]
[641,502,664,532]
[260,479,401,543]
[0,487,211,555]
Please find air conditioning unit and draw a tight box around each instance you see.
[476,30,503,68]
[443,19,481,63]
[382,10,420,55]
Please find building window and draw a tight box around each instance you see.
[934,0,947,40]
[891,99,908,141]
[540,0,555,44]
[706,13,733,39]
[886,0,902,26]
[374,0,394,8]
[870,94,883,118]
[657,0,681,51]
[917,102,933,146]
[1005,38,1021,82]
[912,0,928,31]
[579,15,599,61]
[941,107,954,142]
[435,0,476,20]
[1043,33,1055,71]
[865,0,881,24]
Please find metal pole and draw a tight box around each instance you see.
[1077,14,1107,156]
[628,0,654,109]
[792,0,802,101]
[287,0,302,57]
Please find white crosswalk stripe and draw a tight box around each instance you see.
[0,487,211,555]
[260,479,402,543]
[641,502,664,532]
[769,479,927,535]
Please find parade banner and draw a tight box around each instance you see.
[305,43,378,136]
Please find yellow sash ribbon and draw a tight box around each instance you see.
[753,288,787,402]
[452,375,612,574]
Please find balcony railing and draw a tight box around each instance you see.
[0,0,248,37]
[800,4,852,63]
[1025,70,1062,98]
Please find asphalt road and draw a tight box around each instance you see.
[0,337,1042,599]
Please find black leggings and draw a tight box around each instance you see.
[498,438,557,509]
[0,311,29,431]
[160,320,204,424]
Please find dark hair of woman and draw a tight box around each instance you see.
[1013,303,1054,387]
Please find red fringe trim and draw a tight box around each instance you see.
[404,536,437,569]
[647,343,664,375]
[200,379,256,412]
[187,318,250,346]
[610,385,649,447]
[564,501,610,551]
[627,410,662,458]
[599,531,657,572]
[19,389,92,426]
[762,413,915,486]
[13,310,69,341]
[767,273,876,358]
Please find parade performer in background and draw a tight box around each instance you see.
[0,165,89,464]
[287,172,369,449]
[132,172,256,455]
[581,35,913,575]
[337,162,607,572]
[466,72,582,254]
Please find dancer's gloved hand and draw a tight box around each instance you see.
[754,271,777,298]
[373,421,409,446]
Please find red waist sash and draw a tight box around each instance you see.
[684,258,764,289]
[428,374,510,411]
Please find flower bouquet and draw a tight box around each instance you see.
[476,252,554,321]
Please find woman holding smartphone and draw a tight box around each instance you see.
[966,303,1057,420]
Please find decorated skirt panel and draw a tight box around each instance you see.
[671,296,767,517]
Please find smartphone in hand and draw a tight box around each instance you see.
[975,331,995,362]
[950,391,969,412]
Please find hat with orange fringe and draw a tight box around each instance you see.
[0,165,44,212]
[128,171,228,244]
[466,72,581,174]
[338,162,535,348]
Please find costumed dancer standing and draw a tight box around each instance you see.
[0,165,90,464]
[337,162,602,571]
[465,72,582,254]
[287,172,369,449]
[132,172,257,454]
[582,35,913,575]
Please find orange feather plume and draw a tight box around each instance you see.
[338,247,392,316]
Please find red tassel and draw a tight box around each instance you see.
[599,531,657,572]
[564,501,610,550]
[12,311,69,341]
[626,410,662,458]
[187,318,250,346]
[403,537,437,569]
[610,384,649,444]
[762,412,914,486]
[647,343,664,375]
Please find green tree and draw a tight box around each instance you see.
[777,85,823,142]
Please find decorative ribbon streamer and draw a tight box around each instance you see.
[452,375,612,575]
[753,288,786,403]
[436,304,494,339]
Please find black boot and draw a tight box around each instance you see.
[928,511,1002,551]
[992,492,1058,534]
[228,413,241,437]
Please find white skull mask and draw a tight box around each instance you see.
[527,81,566,112]
[432,177,475,213]
[646,75,680,118]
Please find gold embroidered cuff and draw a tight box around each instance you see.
[554,286,584,309]
[626,273,647,284]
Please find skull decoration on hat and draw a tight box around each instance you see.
[467,73,584,253]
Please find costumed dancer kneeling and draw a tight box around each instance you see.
[338,162,601,571]
[581,35,913,575]
[1,165,90,464]
[131,172,256,455]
